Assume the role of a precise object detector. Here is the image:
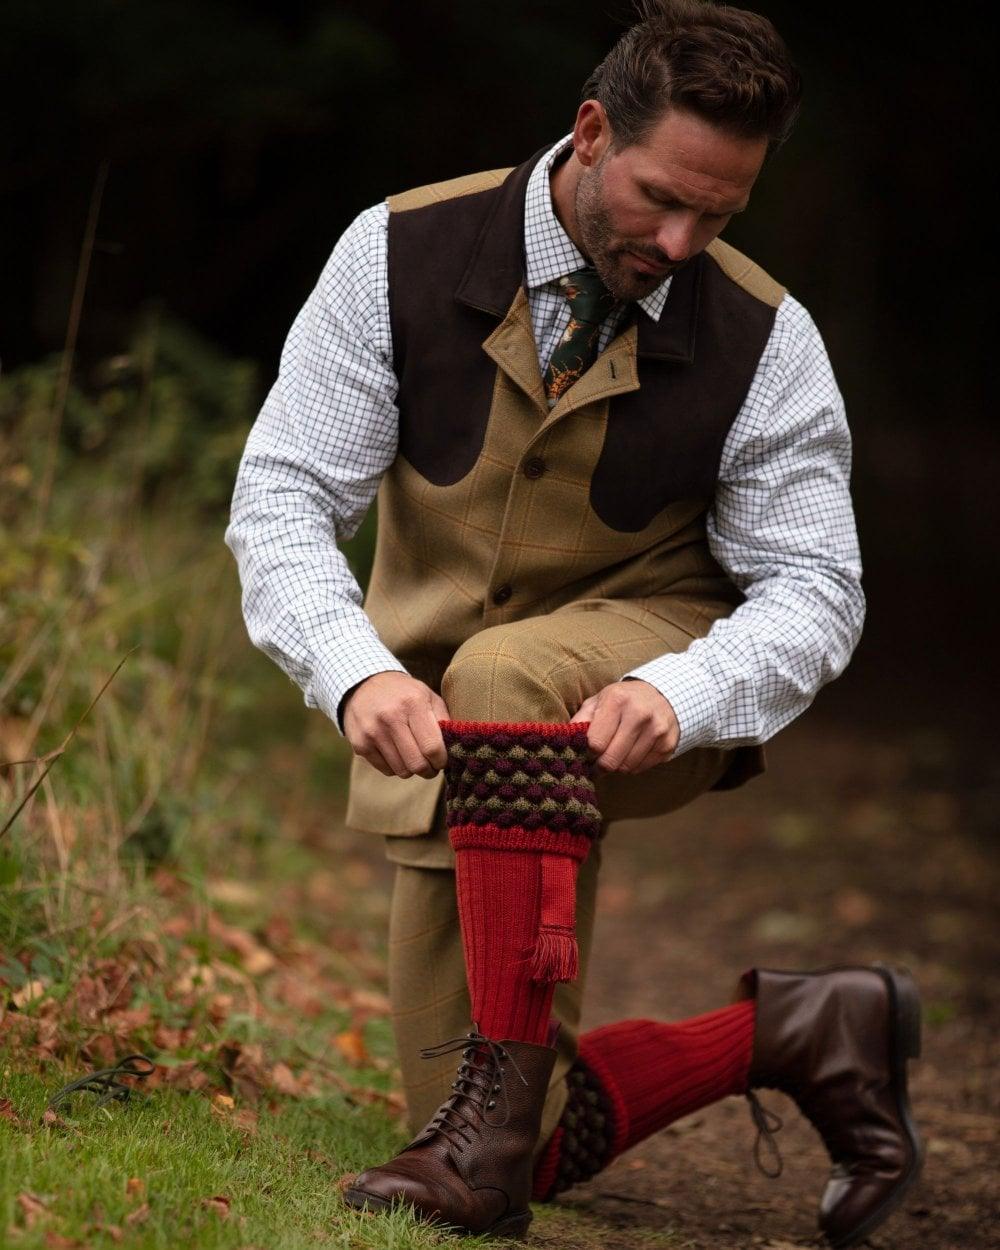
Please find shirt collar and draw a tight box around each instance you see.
[523,133,673,323]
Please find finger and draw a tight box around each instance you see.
[409,706,447,774]
[372,724,409,777]
[628,735,669,774]
[585,692,622,753]
[597,721,639,771]
[387,719,433,778]
[359,745,394,777]
[569,696,598,724]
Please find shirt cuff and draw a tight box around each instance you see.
[306,636,409,736]
[620,652,720,755]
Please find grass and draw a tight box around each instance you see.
[1,1070,680,1248]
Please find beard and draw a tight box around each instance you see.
[574,154,681,302]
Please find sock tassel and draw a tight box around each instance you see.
[530,853,580,983]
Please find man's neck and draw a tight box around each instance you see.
[548,146,589,260]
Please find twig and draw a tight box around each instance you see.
[35,159,111,532]
[0,646,138,840]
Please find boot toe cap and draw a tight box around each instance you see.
[345,1164,443,1216]
[819,1167,921,1248]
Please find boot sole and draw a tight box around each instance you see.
[342,1186,532,1240]
[824,961,926,1249]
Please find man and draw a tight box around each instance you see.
[224,1,924,1245]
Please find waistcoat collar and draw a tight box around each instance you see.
[454,144,701,365]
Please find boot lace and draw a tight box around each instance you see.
[747,1078,857,1179]
[418,1025,529,1152]
[745,1089,785,1178]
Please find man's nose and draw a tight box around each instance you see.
[654,212,699,263]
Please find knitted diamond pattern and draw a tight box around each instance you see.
[440,720,601,853]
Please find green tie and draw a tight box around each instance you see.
[542,267,619,406]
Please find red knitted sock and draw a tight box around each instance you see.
[532,1000,756,1199]
[441,719,601,1047]
[454,846,555,1045]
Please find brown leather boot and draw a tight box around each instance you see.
[342,1027,557,1239]
[733,961,924,1248]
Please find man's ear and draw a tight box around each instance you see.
[573,100,611,169]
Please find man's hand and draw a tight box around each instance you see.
[343,672,450,779]
[569,678,680,774]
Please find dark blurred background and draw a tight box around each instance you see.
[2,0,994,734]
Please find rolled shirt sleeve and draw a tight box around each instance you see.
[223,201,408,735]
[621,293,866,754]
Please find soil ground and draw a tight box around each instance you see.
[349,660,999,1250]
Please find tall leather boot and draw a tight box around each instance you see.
[734,961,925,1248]
[343,1027,558,1239]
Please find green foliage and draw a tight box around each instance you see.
[0,318,363,987]
[0,314,260,517]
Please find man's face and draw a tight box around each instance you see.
[572,104,768,302]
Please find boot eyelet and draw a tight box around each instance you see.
[493,1084,501,1093]
[487,1100,496,1109]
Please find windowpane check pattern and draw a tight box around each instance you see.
[224,134,865,751]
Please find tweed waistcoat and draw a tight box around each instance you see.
[344,147,786,837]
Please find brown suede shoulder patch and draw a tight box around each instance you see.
[705,239,786,309]
[387,167,515,214]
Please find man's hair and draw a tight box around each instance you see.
[582,0,802,151]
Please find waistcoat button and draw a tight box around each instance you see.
[492,583,512,605]
[523,456,546,479]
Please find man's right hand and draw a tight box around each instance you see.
[342,671,450,778]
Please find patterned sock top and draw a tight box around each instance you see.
[439,720,601,844]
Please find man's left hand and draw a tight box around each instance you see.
[569,679,680,775]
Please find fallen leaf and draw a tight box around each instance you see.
[206,879,260,907]
[212,1093,235,1111]
[209,994,234,1023]
[241,948,277,977]
[219,1041,269,1105]
[1,1098,23,1125]
[333,1028,370,1067]
[108,1003,152,1035]
[162,915,191,938]
[41,1109,70,1130]
[832,887,877,926]
[125,1178,145,1198]
[348,988,391,1014]
[12,980,48,1009]
[125,1202,150,1228]
[153,1024,182,1051]
[16,1193,49,1228]
[206,915,276,975]
[44,1233,82,1248]
[201,1195,231,1219]
[233,1107,258,1135]
[270,1062,301,1096]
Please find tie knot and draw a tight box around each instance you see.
[558,267,616,325]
